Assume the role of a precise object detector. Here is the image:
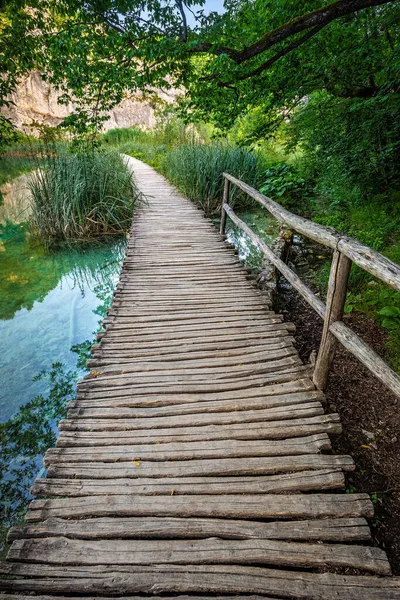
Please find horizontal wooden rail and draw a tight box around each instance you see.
[223,204,326,318]
[221,174,400,399]
[223,173,400,293]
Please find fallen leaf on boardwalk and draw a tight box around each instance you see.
[171,489,175,495]
[237,363,243,366]
[90,370,102,377]
[134,461,141,466]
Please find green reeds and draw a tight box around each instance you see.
[29,151,141,248]
[162,144,261,216]
[102,127,147,145]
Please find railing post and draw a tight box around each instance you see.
[220,177,230,236]
[313,249,352,390]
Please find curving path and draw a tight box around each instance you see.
[1,157,400,599]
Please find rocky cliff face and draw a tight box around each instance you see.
[2,71,169,133]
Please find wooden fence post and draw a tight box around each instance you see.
[220,177,230,236]
[313,249,352,390]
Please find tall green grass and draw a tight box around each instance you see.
[29,151,141,248]
[101,127,148,146]
[118,141,167,171]
[102,120,195,149]
[162,144,261,216]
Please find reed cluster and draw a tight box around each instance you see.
[29,151,141,247]
[101,127,147,145]
[162,144,260,216]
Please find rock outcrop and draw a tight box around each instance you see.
[2,71,172,133]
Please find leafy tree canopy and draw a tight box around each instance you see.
[0,0,399,136]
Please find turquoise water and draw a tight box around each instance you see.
[0,178,126,422]
[225,206,279,269]
[0,175,127,546]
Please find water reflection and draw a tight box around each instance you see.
[222,206,330,298]
[0,221,126,420]
[0,172,33,225]
[225,206,279,270]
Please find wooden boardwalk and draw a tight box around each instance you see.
[1,157,400,599]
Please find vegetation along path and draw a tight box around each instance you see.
[1,157,400,599]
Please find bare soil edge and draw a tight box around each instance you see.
[276,284,400,574]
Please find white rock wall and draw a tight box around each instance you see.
[2,71,171,133]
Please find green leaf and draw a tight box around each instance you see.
[378,306,400,317]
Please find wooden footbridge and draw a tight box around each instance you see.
[1,157,400,599]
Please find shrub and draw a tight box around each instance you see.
[29,151,141,247]
[119,142,167,170]
[288,91,400,202]
[259,163,306,209]
[345,284,400,373]
[101,127,147,145]
[162,143,261,216]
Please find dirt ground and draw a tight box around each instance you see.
[276,286,400,574]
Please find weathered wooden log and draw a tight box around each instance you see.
[1,565,400,598]
[25,492,371,522]
[313,250,352,390]
[7,536,390,574]
[31,469,344,497]
[219,177,230,235]
[45,454,355,479]
[7,516,370,542]
[256,225,293,305]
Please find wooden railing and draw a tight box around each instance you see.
[220,173,400,399]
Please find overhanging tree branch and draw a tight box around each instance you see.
[233,0,392,64]
[176,0,188,42]
[191,0,393,65]
[216,24,326,86]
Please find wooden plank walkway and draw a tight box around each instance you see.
[1,157,400,599]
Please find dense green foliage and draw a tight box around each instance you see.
[102,127,147,146]
[289,93,400,204]
[259,164,306,208]
[29,151,141,247]
[3,1,397,133]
